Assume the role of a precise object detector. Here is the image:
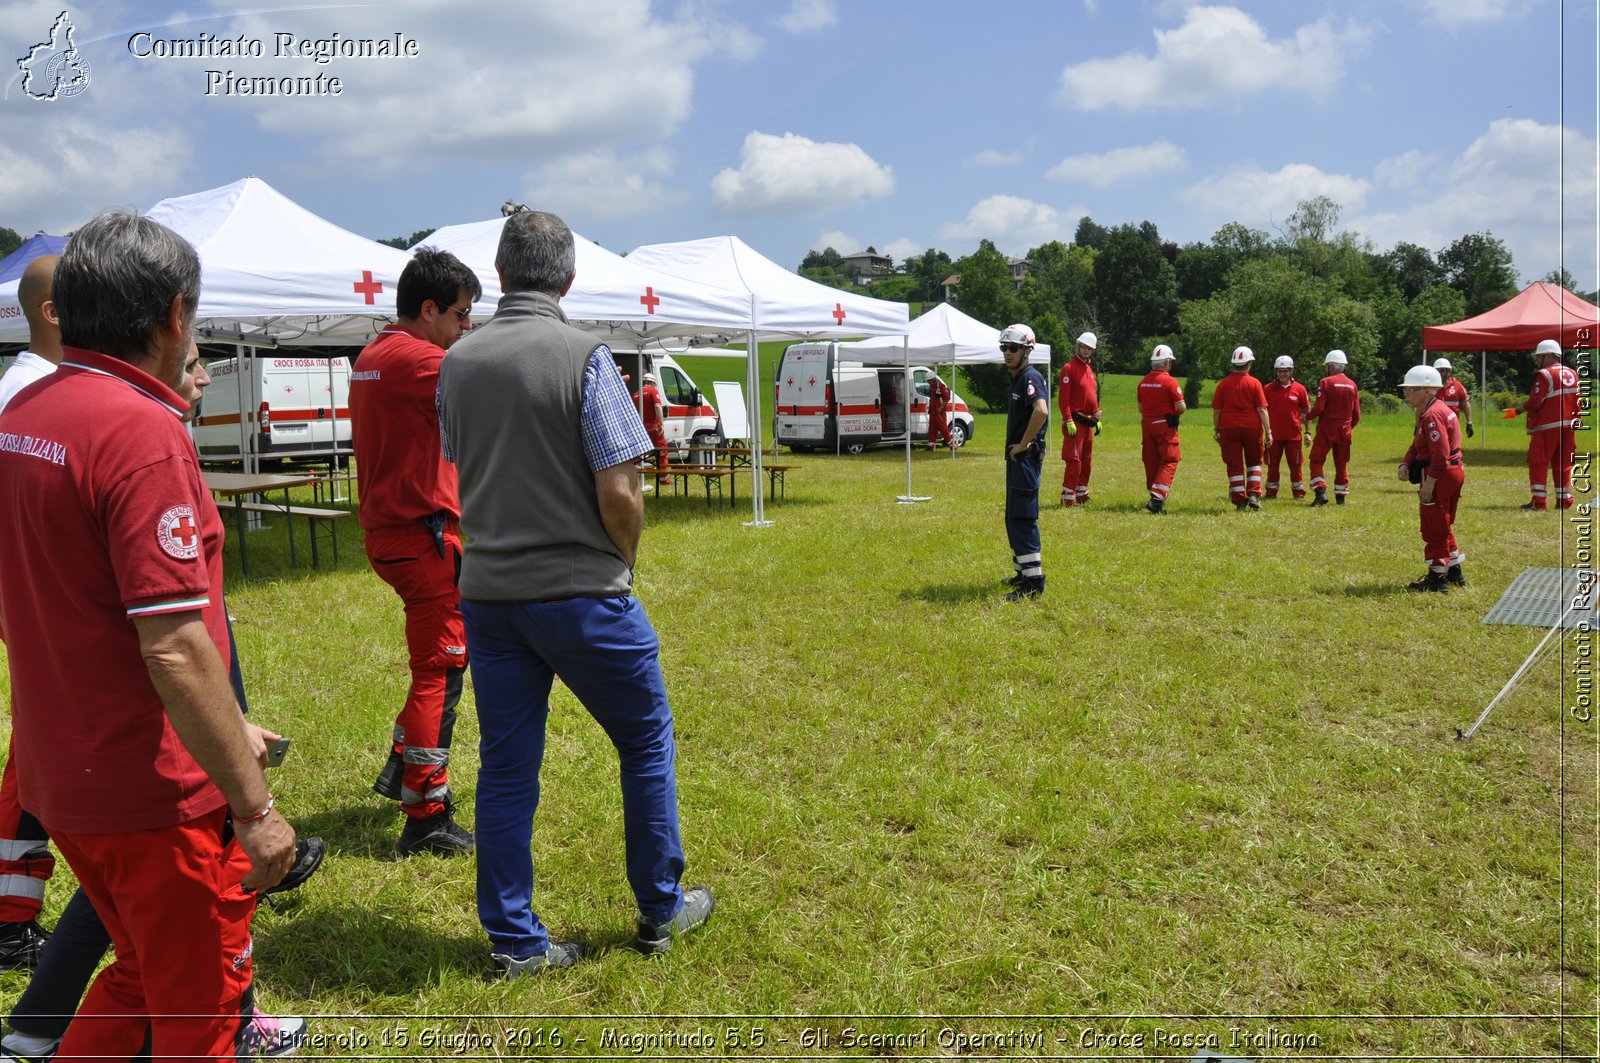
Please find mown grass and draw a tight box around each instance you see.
[1,374,1595,1059]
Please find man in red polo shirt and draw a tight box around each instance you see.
[1433,358,1475,440]
[1263,355,1311,499]
[1057,331,1100,505]
[351,247,481,856]
[0,209,294,1061]
[1211,345,1271,510]
[1397,364,1466,591]
[1513,339,1580,510]
[1306,349,1362,506]
[1136,344,1186,513]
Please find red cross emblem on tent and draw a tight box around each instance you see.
[353,270,383,305]
[639,287,661,314]
[156,505,201,560]
[832,303,847,325]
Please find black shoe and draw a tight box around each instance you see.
[1246,496,1262,510]
[262,837,326,898]
[1520,501,1545,511]
[1235,501,1248,511]
[1335,494,1346,505]
[397,809,474,857]
[491,941,587,978]
[1002,573,1025,588]
[0,920,49,972]
[373,751,404,800]
[636,886,714,956]
[1145,497,1164,514]
[1004,580,1044,601]
[1407,571,1449,593]
[1447,565,1466,587]
[1309,489,1328,507]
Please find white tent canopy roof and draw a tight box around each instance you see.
[625,235,909,338]
[418,217,752,342]
[838,302,1050,364]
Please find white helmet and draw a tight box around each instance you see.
[998,323,1035,348]
[642,372,658,385]
[1325,349,1348,366]
[1535,338,1562,357]
[1402,365,1442,389]
[1273,355,1294,370]
[1150,344,1175,363]
[1231,345,1254,366]
[1431,357,1452,371]
[1075,331,1098,350]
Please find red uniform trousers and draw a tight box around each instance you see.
[1217,426,1263,503]
[1526,427,1577,508]
[1265,439,1305,498]
[0,750,54,922]
[1309,427,1353,497]
[1142,427,1180,501]
[1420,465,1466,571]
[51,806,255,1062]
[1060,430,1094,503]
[645,423,669,470]
[928,409,952,448]
[365,524,467,820]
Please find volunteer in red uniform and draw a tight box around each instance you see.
[1137,344,1186,514]
[633,372,672,483]
[1433,358,1475,439]
[1058,331,1100,505]
[1263,355,1311,499]
[1306,348,1361,506]
[1210,345,1271,510]
[351,247,481,857]
[926,371,953,450]
[1512,338,1580,510]
[0,210,294,1060]
[1397,365,1466,592]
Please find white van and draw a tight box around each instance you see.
[774,341,975,454]
[191,354,352,461]
[610,350,723,452]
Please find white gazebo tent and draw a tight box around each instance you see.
[838,302,1051,501]
[624,235,910,524]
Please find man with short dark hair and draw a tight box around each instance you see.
[350,246,482,856]
[0,209,295,1061]
[438,210,711,977]
[1001,324,1049,599]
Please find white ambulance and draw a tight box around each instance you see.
[610,350,724,452]
[190,354,352,461]
[774,341,975,453]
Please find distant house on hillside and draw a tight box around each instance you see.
[839,249,892,282]
[940,258,1030,302]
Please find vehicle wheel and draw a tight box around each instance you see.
[845,442,866,455]
[948,421,968,449]
[791,445,814,454]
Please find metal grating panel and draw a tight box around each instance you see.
[1482,567,1597,628]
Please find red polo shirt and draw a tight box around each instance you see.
[1265,379,1311,437]
[350,324,459,531]
[0,348,227,833]
[1211,371,1268,430]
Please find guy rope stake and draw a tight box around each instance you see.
[1456,598,1582,741]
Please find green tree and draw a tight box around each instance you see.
[1074,216,1110,250]
[1092,223,1178,371]
[1021,240,1096,331]
[902,248,955,303]
[378,228,436,250]
[951,240,1028,411]
[1439,231,1519,316]
[1374,241,1444,302]
[799,247,843,271]
[0,227,22,258]
[1174,222,1272,303]
[1544,267,1577,292]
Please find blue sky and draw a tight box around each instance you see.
[2,0,1596,288]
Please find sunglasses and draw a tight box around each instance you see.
[438,302,472,323]
[999,343,1026,354]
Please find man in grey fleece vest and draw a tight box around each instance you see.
[437,210,713,978]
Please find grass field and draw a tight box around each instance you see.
[2,373,1596,1060]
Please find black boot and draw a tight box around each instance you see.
[1407,571,1449,593]
[1309,488,1328,507]
[1335,493,1346,505]
[1145,497,1164,514]
[1447,565,1466,587]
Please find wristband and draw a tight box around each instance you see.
[235,795,274,824]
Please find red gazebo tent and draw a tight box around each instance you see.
[1422,281,1598,441]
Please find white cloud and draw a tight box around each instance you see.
[939,195,1080,255]
[711,131,894,213]
[882,238,921,263]
[814,230,857,253]
[1350,119,1599,287]
[779,0,838,34]
[968,149,1023,168]
[1183,163,1371,229]
[1415,0,1527,27]
[0,115,193,231]
[519,148,685,223]
[1047,140,1189,187]
[1057,5,1374,111]
[1372,150,1441,191]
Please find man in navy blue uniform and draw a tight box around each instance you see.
[1000,323,1049,601]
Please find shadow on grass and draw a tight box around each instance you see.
[1341,581,1423,597]
[900,582,1004,605]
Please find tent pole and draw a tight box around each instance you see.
[1480,349,1488,449]
[897,335,929,504]
[743,319,770,527]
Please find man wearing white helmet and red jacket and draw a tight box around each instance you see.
[632,372,672,485]
[1397,364,1465,591]
[1000,324,1049,600]
[1264,355,1311,499]
[1509,338,1580,510]
[1136,344,1185,514]
[1210,345,1271,510]
[1057,331,1100,506]
[1306,348,1361,506]
[1432,358,1474,439]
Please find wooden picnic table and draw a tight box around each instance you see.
[674,447,800,501]
[205,470,327,574]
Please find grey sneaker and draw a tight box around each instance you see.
[0,1030,59,1062]
[396,810,474,857]
[491,941,586,979]
[635,885,714,956]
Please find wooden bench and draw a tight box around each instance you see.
[643,465,733,508]
[760,464,800,501]
[234,501,352,568]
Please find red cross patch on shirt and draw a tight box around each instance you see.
[156,505,201,560]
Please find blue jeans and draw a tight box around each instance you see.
[462,596,685,959]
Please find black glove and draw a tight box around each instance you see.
[1165,414,1181,428]
[1407,459,1429,485]
[1466,422,1475,438]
